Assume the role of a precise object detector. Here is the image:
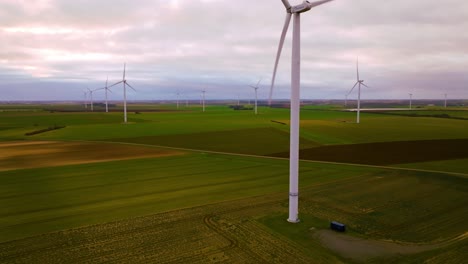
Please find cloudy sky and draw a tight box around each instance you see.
[1,0,467,101]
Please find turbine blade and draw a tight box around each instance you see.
[361,83,370,88]
[123,63,126,80]
[108,81,123,88]
[308,0,335,9]
[126,82,136,91]
[281,0,291,10]
[256,78,262,88]
[106,75,108,87]
[356,57,360,81]
[269,12,292,105]
[347,82,358,95]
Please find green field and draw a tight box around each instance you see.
[0,104,467,263]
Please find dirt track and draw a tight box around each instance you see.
[313,229,466,262]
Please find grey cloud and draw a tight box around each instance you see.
[0,0,467,100]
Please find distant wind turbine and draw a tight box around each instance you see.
[103,76,113,113]
[87,87,103,112]
[347,58,369,124]
[269,0,336,223]
[249,79,262,115]
[409,93,413,110]
[109,63,136,123]
[201,90,206,112]
[176,92,180,109]
[83,91,88,110]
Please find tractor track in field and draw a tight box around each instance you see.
[203,214,239,250]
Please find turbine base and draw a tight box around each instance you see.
[287,218,300,223]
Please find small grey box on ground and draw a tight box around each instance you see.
[330,221,346,232]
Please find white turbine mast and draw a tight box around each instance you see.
[83,91,88,109]
[347,58,369,124]
[249,79,262,115]
[109,63,136,123]
[176,91,180,109]
[269,0,336,223]
[409,93,413,110]
[88,87,104,112]
[201,90,206,112]
[103,76,113,113]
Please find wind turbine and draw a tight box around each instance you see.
[103,76,113,113]
[83,91,88,110]
[201,90,206,112]
[109,63,136,123]
[249,79,262,115]
[409,93,413,110]
[347,58,369,124]
[269,0,336,223]
[176,91,180,109]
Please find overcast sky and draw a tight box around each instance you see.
[1,0,467,101]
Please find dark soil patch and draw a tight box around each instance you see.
[270,139,468,165]
[368,110,468,120]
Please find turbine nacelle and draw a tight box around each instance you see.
[291,1,312,13]
[288,0,335,14]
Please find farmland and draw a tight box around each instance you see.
[0,103,467,263]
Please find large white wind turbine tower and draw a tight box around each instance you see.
[269,0,336,223]
[347,58,369,124]
[249,79,262,115]
[109,63,136,123]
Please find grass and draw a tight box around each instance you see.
[1,160,466,263]
[0,147,375,243]
[109,127,320,155]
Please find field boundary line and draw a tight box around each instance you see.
[33,139,468,178]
